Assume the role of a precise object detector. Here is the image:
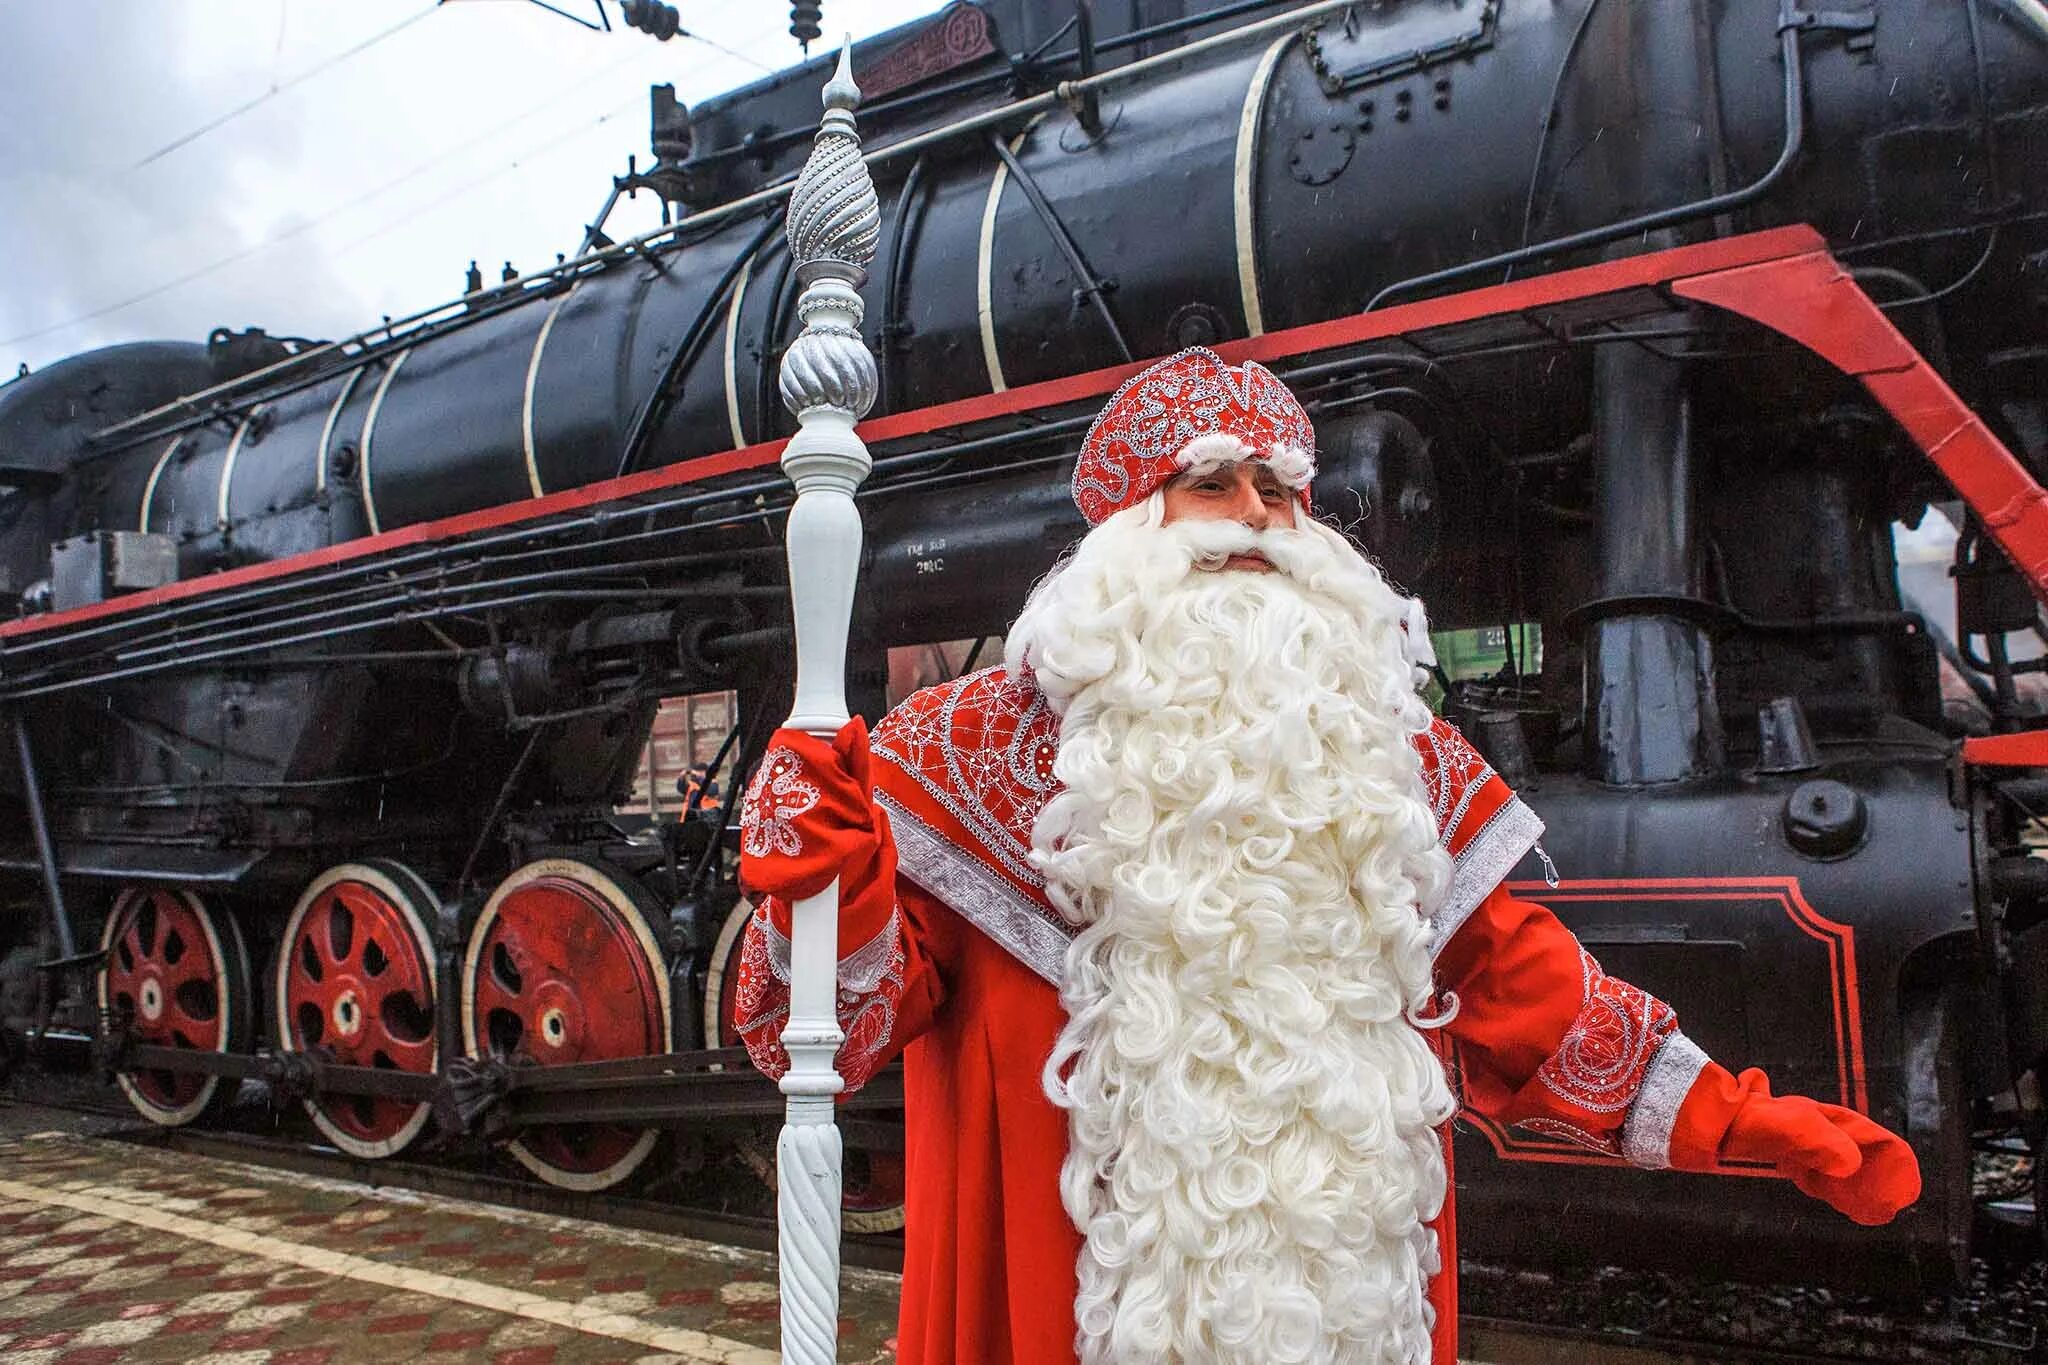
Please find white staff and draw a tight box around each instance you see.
[773,39,880,1365]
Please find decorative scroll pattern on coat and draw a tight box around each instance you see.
[731,900,908,1092]
[1512,1115,1616,1154]
[741,745,821,858]
[1518,948,1682,1156]
[1416,719,1496,850]
[870,667,1059,887]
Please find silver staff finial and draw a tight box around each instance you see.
[779,34,880,422]
[784,35,880,279]
[822,36,858,113]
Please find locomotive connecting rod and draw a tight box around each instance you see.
[772,41,882,1365]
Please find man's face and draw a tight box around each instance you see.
[1158,459,1297,573]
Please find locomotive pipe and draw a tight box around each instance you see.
[1068,0,1104,138]
[1365,3,1810,312]
[28,537,788,679]
[1583,326,1724,786]
[10,406,1087,678]
[878,154,929,414]
[697,625,791,662]
[458,727,546,893]
[690,0,1314,176]
[3,587,775,701]
[5,396,1423,700]
[106,563,781,670]
[565,608,687,654]
[986,132,1130,362]
[617,210,785,477]
[9,711,76,961]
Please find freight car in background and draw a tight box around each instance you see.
[3,0,2048,1287]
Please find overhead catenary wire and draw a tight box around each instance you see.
[130,4,441,170]
[0,90,640,352]
[329,96,653,263]
[676,25,776,72]
[0,26,780,353]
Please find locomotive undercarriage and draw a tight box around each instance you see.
[4,226,2045,1289]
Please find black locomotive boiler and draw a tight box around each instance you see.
[3,0,2048,1291]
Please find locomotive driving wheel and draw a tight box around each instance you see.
[275,862,440,1158]
[705,897,908,1233]
[97,887,252,1126]
[461,858,670,1191]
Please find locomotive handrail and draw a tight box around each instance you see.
[19,226,1822,654]
[86,0,1361,453]
[20,225,2048,699]
[1365,0,1811,312]
[683,0,1313,177]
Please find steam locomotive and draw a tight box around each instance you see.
[4,0,2047,1294]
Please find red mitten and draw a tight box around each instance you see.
[1681,1065,1921,1226]
[738,717,887,903]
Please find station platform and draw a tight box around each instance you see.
[0,1117,900,1364]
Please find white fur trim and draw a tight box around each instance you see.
[1620,1032,1711,1169]
[1174,433,1317,489]
[878,791,1070,986]
[1264,441,1316,488]
[1427,796,1545,960]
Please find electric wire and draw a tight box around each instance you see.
[677,25,776,72]
[1,31,775,353]
[130,5,441,170]
[1,86,638,351]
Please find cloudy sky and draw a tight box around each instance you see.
[0,0,945,376]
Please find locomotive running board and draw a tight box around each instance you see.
[7,222,2047,654]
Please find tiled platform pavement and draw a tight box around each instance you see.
[0,1126,901,1364]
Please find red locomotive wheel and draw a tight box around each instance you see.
[276,862,440,1158]
[96,887,252,1126]
[705,898,908,1234]
[461,858,670,1191]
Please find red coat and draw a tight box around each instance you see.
[734,667,1726,1364]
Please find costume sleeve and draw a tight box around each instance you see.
[1414,717,1548,955]
[729,831,957,1094]
[1435,883,1711,1169]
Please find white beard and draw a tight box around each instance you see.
[1006,498,1458,1365]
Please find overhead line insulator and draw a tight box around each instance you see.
[789,2,823,52]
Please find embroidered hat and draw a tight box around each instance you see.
[1071,346,1317,525]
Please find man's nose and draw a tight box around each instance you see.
[1228,479,1272,530]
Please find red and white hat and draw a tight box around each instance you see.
[1072,346,1317,525]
